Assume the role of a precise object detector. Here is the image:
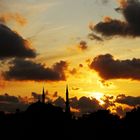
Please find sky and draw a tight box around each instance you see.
[1,0,140,116]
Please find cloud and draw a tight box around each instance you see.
[101,95,115,109]
[117,0,128,8]
[88,33,103,41]
[90,54,140,80]
[1,91,139,117]
[72,87,80,91]
[0,24,36,59]
[32,88,103,116]
[53,96,65,109]
[115,94,140,106]
[31,90,56,103]
[95,0,110,5]
[91,0,140,38]
[0,0,27,26]
[3,59,68,81]
[79,64,83,68]
[40,92,103,115]
[70,96,103,114]
[69,68,77,75]
[78,41,88,51]
[99,80,113,87]
[0,93,28,113]
[0,13,27,26]
[101,0,109,4]
[100,94,133,117]
[52,95,102,115]
[31,92,42,102]
[115,105,131,118]
[94,18,129,37]
[0,93,19,103]
[53,91,58,98]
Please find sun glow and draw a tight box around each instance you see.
[89,92,105,105]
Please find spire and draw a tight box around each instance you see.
[65,85,70,115]
[42,87,45,103]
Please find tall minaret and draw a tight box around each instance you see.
[65,85,70,114]
[42,87,45,103]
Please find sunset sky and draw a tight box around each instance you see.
[1,0,140,115]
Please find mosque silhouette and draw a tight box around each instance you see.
[0,85,140,138]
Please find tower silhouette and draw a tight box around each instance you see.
[42,87,45,103]
[65,85,70,115]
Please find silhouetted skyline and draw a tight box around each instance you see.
[0,86,140,118]
[0,91,140,138]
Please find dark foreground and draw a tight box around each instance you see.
[0,101,139,138]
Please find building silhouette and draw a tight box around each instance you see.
[42,87,45,103]
[65,85,70,115]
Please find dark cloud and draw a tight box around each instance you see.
[100,94,132,117]
[52,60,68,80]
[72,87,80,91]
[1,91,139,117]
[99,80,113,87]
[31,91,51,102]
[0,102,28,113]
[0,24,36,59]
[88,33,103,41]
[91,0,140,38]
[115,94,140,106]
[70,96,103,114]
[3,59,68,81]
[53,91,58,98]
[0,92,101,114]
[0,93,19,103]
[90,54,140,80]
[53,96,65,109]
[79,64,83,68]
[101,95,115,109]
[0,93,28,113]
[94,19,129,37]
[31,92,42,102]
[52,96,102,115]
[78,41,88,51]
[115,105,131,118]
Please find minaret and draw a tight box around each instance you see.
[65,85,70,115]
[42,87,45,103]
